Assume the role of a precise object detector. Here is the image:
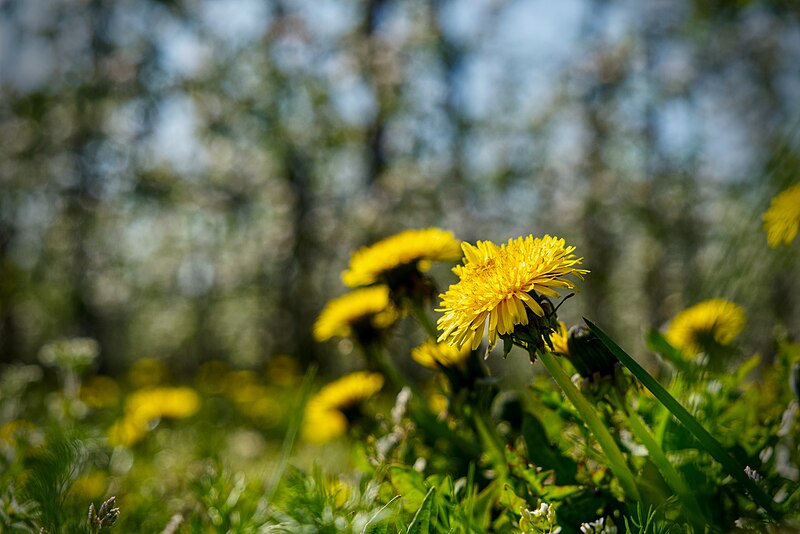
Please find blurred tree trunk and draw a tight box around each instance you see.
[68,0,112,372]
[363,0,390,186]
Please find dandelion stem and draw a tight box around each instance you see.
[266,364,317,501]
[536,349,641,502]
[410,299,439,340]
[362,341,409,393]
[465,406,509,482]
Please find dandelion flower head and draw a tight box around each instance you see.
[548,321,570,355]
[437,235,588,351]
[411,339,471,370]
[302,371,384,443]
[342,228,462,288]
[313,286,398,342]
[108,386,200,447]
[763,183,800,247]
[666,299,746,357]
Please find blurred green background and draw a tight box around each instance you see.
[1,0,799,375]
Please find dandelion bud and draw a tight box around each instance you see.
[566,326,618,380]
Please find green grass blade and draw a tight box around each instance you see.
[266,363,317,501]
[585,319,779,519]
[406,487,435,534]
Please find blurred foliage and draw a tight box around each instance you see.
[1,0,799,375]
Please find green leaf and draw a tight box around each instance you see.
[522,411,578,485]
[390,466,428,513]
[586,319,780,519]
[406,487,435,534]
[645,329,692,374]
[503,336,514,359]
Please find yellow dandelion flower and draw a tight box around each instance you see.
[763,183,800,247]
[302,371,384,443]
[107,416,148,448]
[342,228,462,288]
[437,235,588,351]
[126,387,200,424]
[109,387,200,447]
[548,321,570,355]
[313,286,398,342]
[411,339,471,370]
[665,299,746,357]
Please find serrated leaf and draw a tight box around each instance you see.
[390,466,428,513]
[522,412,578,485]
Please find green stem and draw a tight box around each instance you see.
[537,349,641,502]
[362,342,409,393]
[467,407,509,482]
[410,299,439,339]
[586,319,779,519]
[266,364,317,500]
[611,391,706,527]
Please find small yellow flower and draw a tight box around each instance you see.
[342,228,462,288]
[411,339,470,370]
[126,387,200,421]
[109,386,201,447]
[548,321,570,355]
[324,478,352,508]
[437,235,588,351]
[302,371,384,443]
[428,392,449,415]
[763,183,800,247]
[665,299,746,357]
[313,286,398,342]
[107,417,148,448]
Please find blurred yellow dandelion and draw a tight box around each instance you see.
[313,286,398,342]
[342,228,462,288]
[437,235,588,351]
[126,387,200,421]
[666,299,746,357]
[548,321,570,355]
[411,339,470,370]
[763,183,800,247]
[324,478,352,508]
[107,417,148,448]
[108,386,200,447]
[302,371,384,443]
[70,472,107,501]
